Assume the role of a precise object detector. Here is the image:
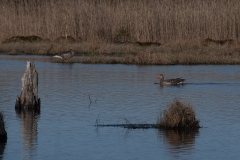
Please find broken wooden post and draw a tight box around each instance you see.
[0,112,7,143]
[15,61,40,110]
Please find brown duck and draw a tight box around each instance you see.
[157,74,185,85]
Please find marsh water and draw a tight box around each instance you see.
[0,55,240,160]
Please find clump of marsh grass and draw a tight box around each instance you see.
[157,99,200,130]
[0,112,7,143]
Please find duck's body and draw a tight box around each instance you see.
[157,74,185,85]
[53,47,74,60]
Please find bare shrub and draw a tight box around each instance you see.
[157,99,200,129]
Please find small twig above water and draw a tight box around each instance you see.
[88,95,92,104]
[95,113,100,126]
[88,95,97,107]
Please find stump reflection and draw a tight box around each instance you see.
[0,143,6,160]
[16,108,40,156]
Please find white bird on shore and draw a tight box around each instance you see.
[53,47,75,60]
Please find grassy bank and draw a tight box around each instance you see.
[1,40,240,65]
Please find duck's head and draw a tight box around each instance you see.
[156,74,164,80]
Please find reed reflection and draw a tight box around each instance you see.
[158,129,199,149]
[16,109,40,157]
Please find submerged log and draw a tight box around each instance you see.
[95,123,158,129]
[95,123,200,130]
[15,61,40,110]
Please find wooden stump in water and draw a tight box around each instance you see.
[0,112,7,143]
[15,61,40,110]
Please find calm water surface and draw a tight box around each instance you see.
[0,55,240,160]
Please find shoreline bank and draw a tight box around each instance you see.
[1,41,240,65]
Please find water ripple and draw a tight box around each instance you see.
[1,57,240,159]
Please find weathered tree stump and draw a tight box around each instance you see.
[0,112,7,143]
[15,61,40,110]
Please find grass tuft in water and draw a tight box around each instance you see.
[95,99,201,130]
[157,99,200,130]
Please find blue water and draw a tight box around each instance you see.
[0,55,240,160]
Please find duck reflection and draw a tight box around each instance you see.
[158,129,199,149]
[157,83,185,90]
[16,108,40,157]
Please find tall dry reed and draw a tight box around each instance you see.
[0,0,240,43]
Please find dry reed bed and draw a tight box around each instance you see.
[0,0,240,43]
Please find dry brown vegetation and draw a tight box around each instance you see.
[157,99,200,129]
[1,40,240,65]
[96,99,200,130]
[134,41,161,47]
[202,38,235,46]
[1,0,240,65]
[2,35,44,43]
[1,0,240,43]
[54,36,76,43]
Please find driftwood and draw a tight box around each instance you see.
[15,61,40,110]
